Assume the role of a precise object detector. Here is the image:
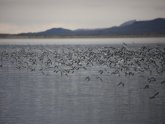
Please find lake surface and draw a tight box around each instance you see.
[0,38,165,124]
[0,37,165,45]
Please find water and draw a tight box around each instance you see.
[0,37,165,45]
[0,38,165,124]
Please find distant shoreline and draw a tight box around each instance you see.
[0,34,165,39]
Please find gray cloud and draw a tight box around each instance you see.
[0,0,165,33]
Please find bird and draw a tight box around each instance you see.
[143,84,149,89]
[54,70,58,73]
[82,66,87,70]
[117,82,124,87]
[85,76,90,81]
[129,72,134,76]
[98,70,103,74]
[160,81,165,85]
[30,68,35,72]
[122,42,128,47]
[96,76,103,82]
[148,77,156,83]
[149,92,159,99]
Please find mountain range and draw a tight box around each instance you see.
[1,18,165,38]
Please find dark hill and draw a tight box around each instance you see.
[2,18,165,38]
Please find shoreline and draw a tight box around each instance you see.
[0,34,165,39]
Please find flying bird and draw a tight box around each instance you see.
[160,81,165,85]
[96,76,103,82]
[148,77,156,83]
[85,76,90,81]
[143,84,149,89]
[149,92,159,99]
[117,82,124,87]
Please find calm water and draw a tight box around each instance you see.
[0,37,165,45]
[0,38,165,124]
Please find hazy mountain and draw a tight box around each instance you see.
[19,28,72,36]
[110,18,165,35]
[120,20,136,27]
[37,28,73,36]
[1,18,165,38]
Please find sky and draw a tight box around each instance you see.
[0,0,165,34]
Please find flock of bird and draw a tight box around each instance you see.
[0,44,165,99]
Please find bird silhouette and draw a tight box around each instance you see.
[149,92,159,99]
[117,82,124,87]
[148,77,156,83]
[98,70,103,74]
[160,81,165,85]
[85,76,90,81]
[96,76,103,82]
[143,84,149,89]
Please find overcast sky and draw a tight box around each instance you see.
[0,0,165,33]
